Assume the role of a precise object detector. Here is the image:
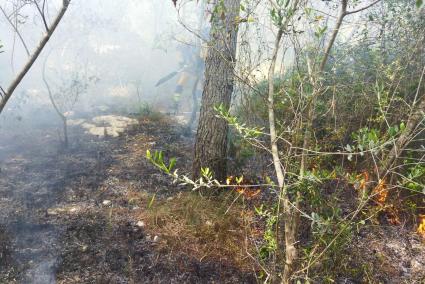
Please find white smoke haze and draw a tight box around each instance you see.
[0,3,203,281]
[0,0,204,132]
[3,1,420,283]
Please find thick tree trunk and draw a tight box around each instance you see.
[192,0,240,181]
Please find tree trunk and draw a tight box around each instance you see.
[192,0,240,181]
[265,1,300,281]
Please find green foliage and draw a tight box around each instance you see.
[200,167,213,180]
[137,102,155,116]
[134,102,164,121]
[298,175,365,282]
[254,205,278,260]
[215,103,264,139]
[146,150,176,175]
[146,150,221,190]
[147,1,424,281]
[211,0,226,26]
[400,163,425,193]
[351,127,380,152]
[314,26,327,39]
[345,122,406,161]
[139,102,153,116]
[270,0,295,27]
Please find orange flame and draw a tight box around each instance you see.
[418,214,425,238]
[359,171,369,191]
[236,187,261,199]
[227,176,260,199]
[373,179,388,206]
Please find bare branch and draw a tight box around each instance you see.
[319,0,347,72]
[34,1,49,32]
[0,5,31,56]
[345,0,382,15]
[0,0,71,114]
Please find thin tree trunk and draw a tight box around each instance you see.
[318,0,347,72]
[267,27,299,284]
[379,93,425,178]
[268,31,285,187]
[265,0,303,281]
[266,27,298,283]
[0,0,70,114]
[42,53,68,148]
[192,0,241,182]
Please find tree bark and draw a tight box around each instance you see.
[192,0,240,181]
[0,0,70,114]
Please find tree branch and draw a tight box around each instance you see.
[345,0,382,15]
[319,0,347,72]
[0,5,31,56]
[0,0,70,114]
[34,1,49,32]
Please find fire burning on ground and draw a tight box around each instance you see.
[226,176,261,199]
[418,214,425,239]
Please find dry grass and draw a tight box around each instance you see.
[133,191,262,272]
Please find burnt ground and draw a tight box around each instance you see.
[0,116,256,284]
[0,114,424,284]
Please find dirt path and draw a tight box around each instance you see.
[0,117,255,283]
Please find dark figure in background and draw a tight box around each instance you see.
[155,26,209,130]
[156,42,205,115]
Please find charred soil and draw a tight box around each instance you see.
[0,115,256,283]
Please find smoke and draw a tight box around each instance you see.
[0,0,203,122]
[0,1,205,282]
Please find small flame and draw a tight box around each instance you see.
[418,214,425,238]
[227,176,260,199]
[373,179,388,206]
[236,187,261,199]
[355,171,369,191]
